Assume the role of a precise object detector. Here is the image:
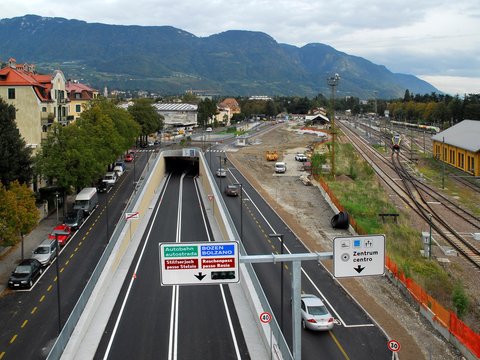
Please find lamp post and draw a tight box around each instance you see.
[234,183,243,242]
[55,192,59,223]
[106,189,110,242]
[428,214,432,260]
[217,155,224,192]
[269,233,285,332]
[327,74,340,177]
[55,233,62,334]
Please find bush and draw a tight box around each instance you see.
[453,284,469,318]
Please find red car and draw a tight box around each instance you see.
[48,224,72,246]
[124,153,134,162]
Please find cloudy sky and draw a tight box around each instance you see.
[2,0,479,95]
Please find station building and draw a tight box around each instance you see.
[432,120,480,176]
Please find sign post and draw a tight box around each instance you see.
[159,242,239,285]
[333,235,385,278]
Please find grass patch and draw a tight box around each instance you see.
[319,140,473,323]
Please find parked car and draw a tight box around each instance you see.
[206,127,213,132]
[300,294,334,331]
[274,162,287,174]
[115,160,126,171]
[97,179,112,193]
[225,184,239,196]
[64,209,85,230]
[48,225,72,246]
[216,168,227,177]
[124,153,134,162]
[113,165,124,177]
[295,153,308,162]
[32,239,58,266]
[8,259,43,289]
[103,172,117,185]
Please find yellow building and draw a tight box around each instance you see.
[66,80,99,121]
[0,58,69,153]
[432,120,480,177]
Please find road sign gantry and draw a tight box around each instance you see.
[159,241,239,286]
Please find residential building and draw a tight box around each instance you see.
[215,98,241,126]
[66,80,99,121]
[432,120,480,176]
[0,58,69,152]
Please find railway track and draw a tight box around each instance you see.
[339,120,480,270]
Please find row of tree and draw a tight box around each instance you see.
[0,97,163,247]
[193,92,480,128]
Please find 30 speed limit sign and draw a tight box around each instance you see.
[259,311,272,324]
[387,339,401,352]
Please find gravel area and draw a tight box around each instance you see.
[228,122,465,360]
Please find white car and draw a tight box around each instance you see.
[300,294,334,331]
[216,168,227,177]
[113,165,124,177]
[295,153,308,162]
[274,162,287,173]
[206,127,213,132]
[103,172,117,185]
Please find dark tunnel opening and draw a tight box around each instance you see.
[164,156,199,176]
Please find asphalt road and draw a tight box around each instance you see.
[208,144,392,360]
[0,150,152,360]
[95,172,250,360]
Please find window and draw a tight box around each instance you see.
[8,88,15,99]
[458,153,464,168]
[75,104,81,113]
[75,93,81,99]
[42,107,47,112]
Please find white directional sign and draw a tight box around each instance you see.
[159,242,239,286]
[333,235,385,278]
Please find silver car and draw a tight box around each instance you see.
[216,168,227,177]
[300,294,334,331]
[32,239,58,266]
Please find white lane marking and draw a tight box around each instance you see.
[168,173,186,360]
[103,173,172,360]
[194,178,241,359]
[228,170,373,328]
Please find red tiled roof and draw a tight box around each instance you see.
[0,66,52,102]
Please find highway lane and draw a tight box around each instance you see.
[0,150,152,360]
[211,152,392,360]
[96,171,249,360]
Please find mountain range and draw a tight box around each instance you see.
[0,15,439,99]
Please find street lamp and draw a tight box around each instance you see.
[55,192,59,223]
[327,73,340,177]
[269,233,285,332]
[234,183,243,242]
[428,214,432,260]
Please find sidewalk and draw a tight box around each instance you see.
[0,211,60,294]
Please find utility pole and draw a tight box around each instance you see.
[327,74,340,177]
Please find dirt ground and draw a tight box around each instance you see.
[227,123,464,360]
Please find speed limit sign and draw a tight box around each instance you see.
[387,339,401,352]
[259,311,272,324]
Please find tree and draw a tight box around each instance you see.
[197,98,218,127]
[0,98,33,186]
[36,99,141,192]
[0,181,38,247]
[127,99,163,144]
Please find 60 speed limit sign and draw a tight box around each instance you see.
[387,339,401,352]
[259,312,272,324]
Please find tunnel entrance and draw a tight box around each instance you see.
[164,156,199,176]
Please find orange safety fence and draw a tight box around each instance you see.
[318,179,480,358]
[386,255,480,358]
[450,313,480,357]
